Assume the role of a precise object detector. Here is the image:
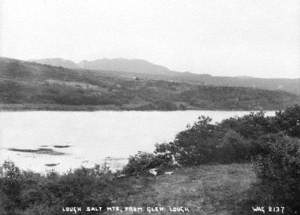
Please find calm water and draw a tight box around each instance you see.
[0,111,274,173]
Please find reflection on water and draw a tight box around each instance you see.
[0,110,275,173]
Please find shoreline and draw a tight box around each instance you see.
[0,103,278,112]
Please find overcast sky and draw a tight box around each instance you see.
[0,0,299,78]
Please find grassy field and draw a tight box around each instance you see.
[115,163,256,215]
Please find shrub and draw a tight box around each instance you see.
[217,129,252,163]
[248,133,300,214]
[274,105,300,138]
[160,116,225,166]
[0,163,118,215]
[0,161,23,214]
[221,111,277,140]
[153,114,272,166]
[123,151,175,176]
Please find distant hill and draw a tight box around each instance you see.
[78,58,175,75]
[171,72,300,95]
[31,58,174,75]
[1,57,299,111]
[31,58,300,95]
[30,58,79,69]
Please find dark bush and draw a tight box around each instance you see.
[221,111,277,139]
[123,151,175,176]
[0,163,119,215]
[0,161,23,214]
[159,116,226,166]
[241,133,300,214]
[217,129,252,163]
[153,113,274,167]
[274,105,300,138]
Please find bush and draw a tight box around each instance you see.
[245,133,300,214]
[217,129,252,163]
[153,113,277,167]
[156,116,226,166]
[221,111,277,140]
[123,151,175,176]
[0,163,118,215]
[274,105,300,138]
[150,105,300,167]
[0,161,23,214]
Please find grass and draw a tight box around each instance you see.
[116,163,256,215]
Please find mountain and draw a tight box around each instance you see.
[31,58,173,75]
[31,58,300,95]
[1,57,299,111]
[78,58,175,75]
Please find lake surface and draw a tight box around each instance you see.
[0,111,275,173]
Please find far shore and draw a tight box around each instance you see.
[0,103,277,112]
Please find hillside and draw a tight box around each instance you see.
[31,58,79,69]
[1,57,299,111]
[32,58,300,95]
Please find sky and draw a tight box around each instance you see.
[0,0,299,78]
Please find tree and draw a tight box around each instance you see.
[251,133,300,214]
[274,105,300,138]
[0,161,23,214]
[165,116,225,166]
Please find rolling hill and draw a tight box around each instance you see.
[1,57,299,111]
[32,58,79,69]
[31,58,300,95]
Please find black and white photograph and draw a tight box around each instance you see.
[0,0,299,214]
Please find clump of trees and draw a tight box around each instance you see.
[139,105,300,167]
[122,151,175,176]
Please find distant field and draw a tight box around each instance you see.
[119,163,256,215]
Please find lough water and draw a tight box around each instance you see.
[0,111,274,173]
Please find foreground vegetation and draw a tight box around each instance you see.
[0,162,254,215]
[123,105,300,214]
[0,105,299,214]
[1,57,299,111]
